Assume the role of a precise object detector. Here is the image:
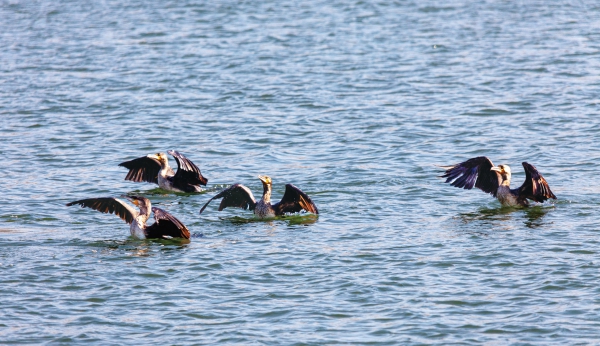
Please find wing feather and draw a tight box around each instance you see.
[145,207,190,239]
[440,156,501,197]
[199,184,256,214]
[168,150,208,192]
[118,156,161,184]
[273,184,319,215]
[517,162,557,203]
[66,197,138,224]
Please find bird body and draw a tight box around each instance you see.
[67,195,190,239]
[119,150,207,193]
[199,175,318,218]
[131,217,148,239]
[255,200,277,218]
[441,157,556,207]
[157,165,177,191]
[496,186,521,206]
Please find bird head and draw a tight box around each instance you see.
[258,175,272,186]
[122,195,151,213]
[491,164,512,179]
[147,152,168,165]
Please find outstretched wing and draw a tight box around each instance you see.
[118,156,161,184]
[199,184,256,214]
[145,207,190,239]
[273,184,319,215]
[440,156,501,196]
[517,162,557,203]
[168,150,208,191]
[66,197,138,224]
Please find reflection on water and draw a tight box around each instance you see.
[148,237,191,247]
[130,244,151,257]
[523,206,554,229]
[283,214,319,226]
[88,238,190,257]
[220,214,318,226]
[455,205,552,230]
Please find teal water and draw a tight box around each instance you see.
[2,1,600,344]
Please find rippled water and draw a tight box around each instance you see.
[2,0,600,344]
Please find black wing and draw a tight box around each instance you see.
[66,197,138,224]
[440,156,501,197]
[516,162,557,203]
[145,207,190,239]
[199,184,256,214]
[168,150,208,192]
[118,156,161,184]
[273,184,319,215]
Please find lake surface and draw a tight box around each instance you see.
[2,0,600,344]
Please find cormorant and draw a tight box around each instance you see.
[119,150,207,192]
[199,175,318,218]
[67,195,190,239]
[440,156,556,206]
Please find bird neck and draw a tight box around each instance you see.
[159,160,171,174]
[137,203,152,223]
[261,183,272,203]
[500,173,511,187]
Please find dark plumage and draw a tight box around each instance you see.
[67,195,190,239]
[440,156,556,206]
[119,150,207,193]
[199,175,318,218]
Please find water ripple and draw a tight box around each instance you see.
[2,0,600,344]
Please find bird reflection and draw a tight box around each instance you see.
[523,206,552,229]
[218,213,318,226]
[455,205,552,230]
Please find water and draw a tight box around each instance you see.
[2,0,600,344]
